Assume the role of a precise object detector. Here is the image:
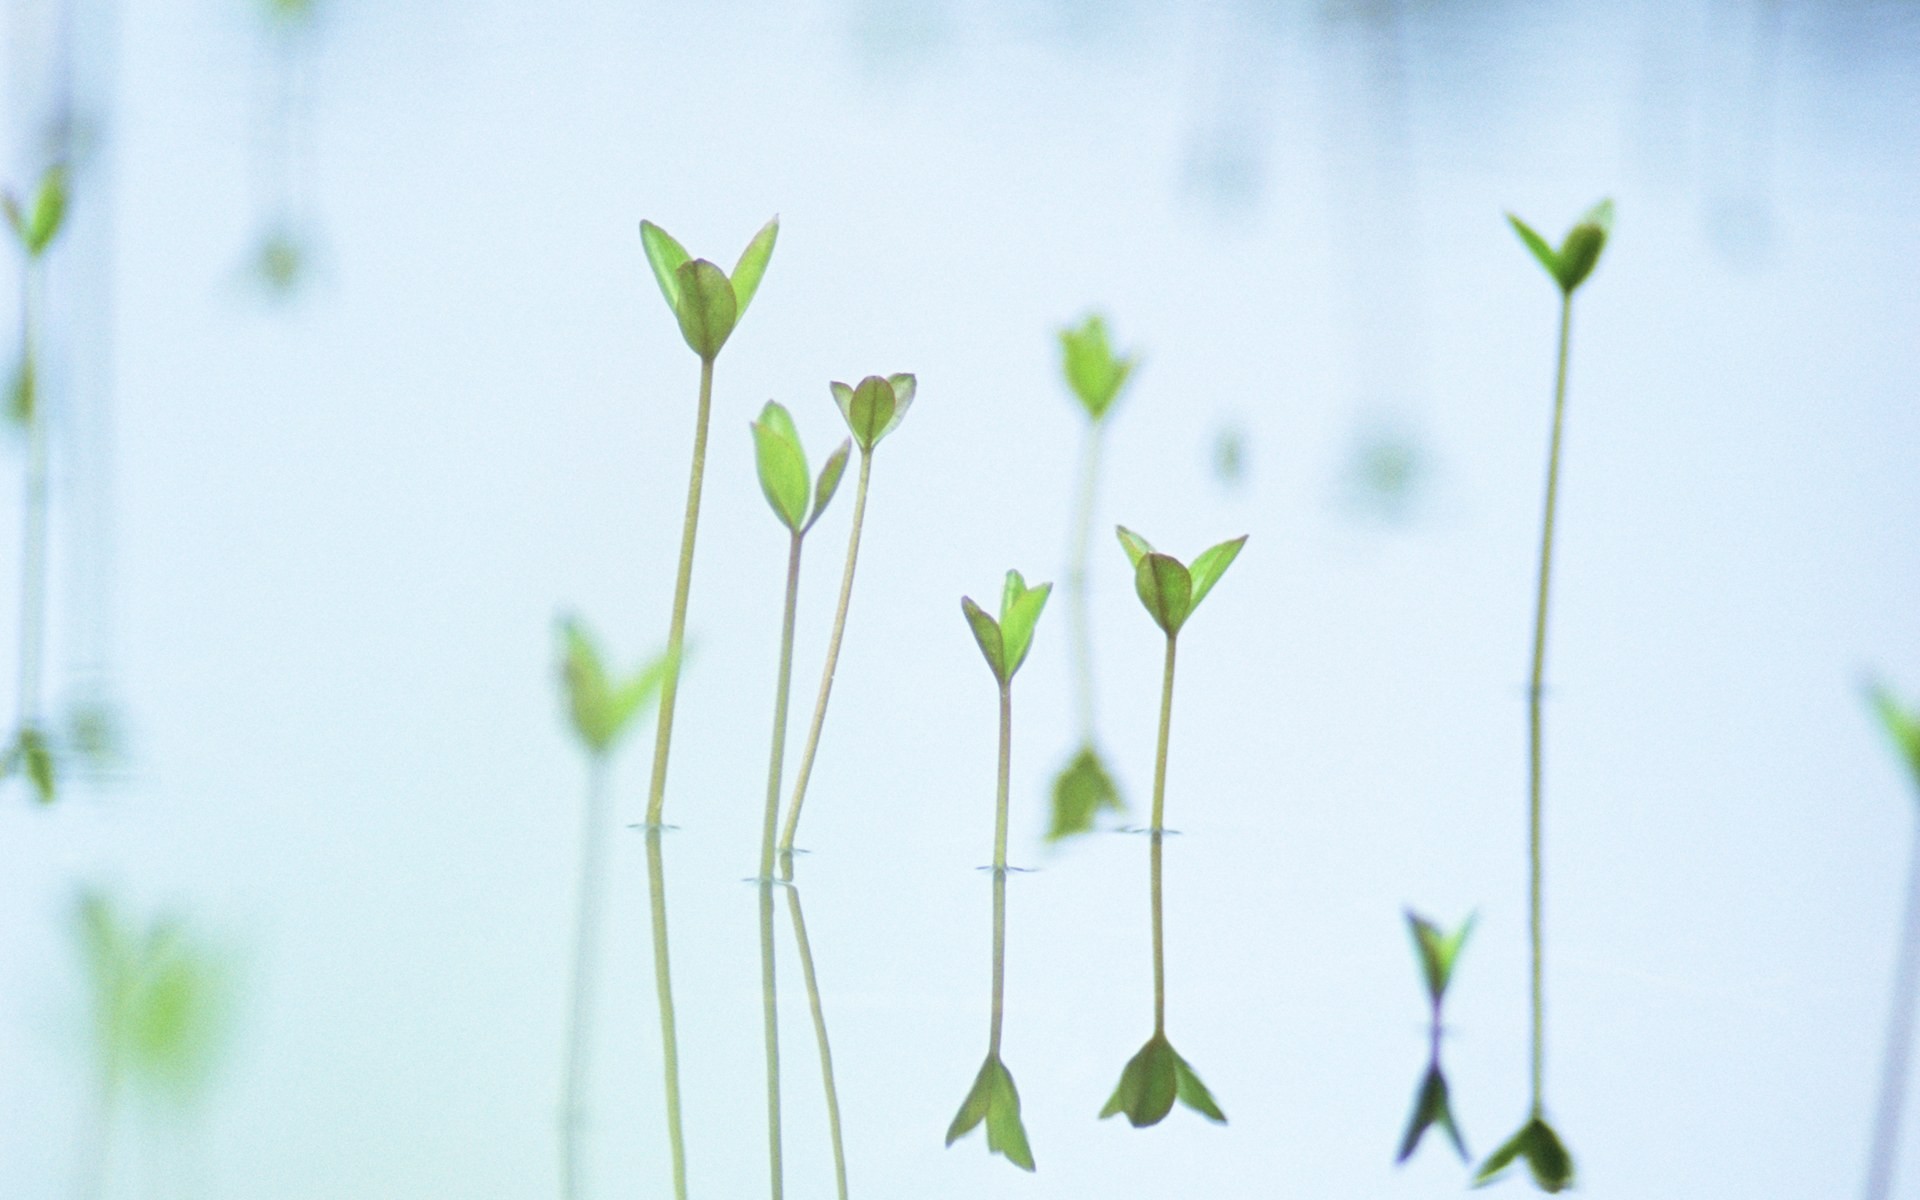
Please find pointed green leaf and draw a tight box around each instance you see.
[882,372,917,441]
[1507,214,1560,284]
[672,259,738,360]
[638,220,691,312]
[1101,1033,1178,1127]
[729,215,779,318]
[984,1058,1036,1171]
[3,726,56,803]
[807,439,852,529]
[23,166,69,257]
[1396,1061,1467,1163]
[1870,682,1920,787]
[1406,909,1474,1004]
[962,596,1005,682]
[1171,1049,1227,1123]
[751,401,811,531]
[829,380,856,428]
[1115,525,1154,569]
[1474,1117,1575,1192]
[1186,535,1247,615]
[1047,743,1125,840]
[841,375,896,452]
[1134,553,1192,636]
[1555,223,1607,293]
[997,572,1052,681]
[1059,314,1136,422]
[945,1056,995,1145]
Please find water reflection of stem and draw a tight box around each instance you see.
[1149,635,1177,1035]
[647,355,716,828]
[759,532,804,1200]
[1864,817,1920,1200]
[782,875,848,1200]
[1065,427,1105,741]
[644,826,688,1200]
[989,682,1012,1055]
[559,756,610,1200]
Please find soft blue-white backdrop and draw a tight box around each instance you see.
[2,0,1917,1196]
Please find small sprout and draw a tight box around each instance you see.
[639,216,779,361]
[1,725,56,804]
[1869,682,1920,787]
[946,1054,1035,1171]
[1397,1062,1468,1164]
[1100,1032,1226,1127]
[558,618,673,758]
[1397,909,1474,1165]
[253,229,307,295]
[1114,526,1247,637]
[1508,199,1614,295]
[1059,314,1136,423]
[2,165,71,259]
[1046,744,1122,841]
[961,571,1053,687]
[77,890,233,1105]
[1475,1116,1575,1193]
[1407,910,1475,1008]
[829,373,916,453]
[751,400,850,534]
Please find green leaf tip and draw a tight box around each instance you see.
[751,400,848,533]
[1405,909,1475,1005]
[1059,313,1137,422]
[945,1054,1035,1171]
[558,617,672,756]
[1117,530,1246,635]
[832,373,916,452]
[1100,1033,1226,1127]
[1474,1117,1574,1192]
[2,725,57,803]
[1508,199,1613,295]
[961,571,1052,687]
[637,216,777,359]
[1396,1061,1468,1164]
[1868,680,1920,789]
[3,164,71,258]
[1047,743,1125,840]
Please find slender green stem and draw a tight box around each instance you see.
[1526,292,1573,1116]
[758,532,804,1200]
[644,825,688,1200]
[779,450,873,871]
[1864,815,1920,1200]
[783,879,849,1200]
[988,682,1012,1056]
[559,755,612,1200]
[1150,635,1177,1035]
[17,262,49,734]
[1066,426,1105,741]
[646,355,716,827]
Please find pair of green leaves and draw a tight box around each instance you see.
[1870,682,1920,788]
[3,165,69,260]
[2,725,56,803]
[946,1053,1034,1171]
[831,373,916,454]
[1046,743,1123,841]
[1509,200,1613,296]
[1475,1116,1575,1192]
[1060,314,1136,423]
[559,618,673,757]
[1408,909,1474,1008]
[1100,1032,1226,1127]
[77,890,231,1101]
[1397,910,1474,1165]
[1116,527,1247,637]
[752,401,850,534]
[639,216,778,361]
[962,571,1052,688]
[1398,1063,1467,1164]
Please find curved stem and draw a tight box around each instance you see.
[647,355,716,827]
[780,450,873,870]
[1151,635,1177,1035]
[1526,292,1574,1116]
[784,881,849,1200]
[644,826,688,1200]
[17,261,49,734]
[1066,426,1105,742]
[1864,815,1920,1200]
[988,682,1012,1056]
[559,755,612,1200]
[759,532,804,1200]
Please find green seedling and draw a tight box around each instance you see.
[3,164,71,805]
[1101,527,1244,1129]
[1048,315,1137,841]
[635,214,776,1200]
[1477,199,1613,1194]
[1397,911,1474,1164]
[74,889,233,1200]
[1862,681,1920,1200]
[777,372,915,870]
[555,619,671,1200]
[947,571,1052,1171]
[751,400,849,1200]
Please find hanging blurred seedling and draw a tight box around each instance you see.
[248,0,323,295]
[1862,682,1920,1200]
[1396,910,1473,1164]
[1048,315,1137,841]
[1475,199,1613,1194]
[633,214,777,1200]
[749,400,850,1200]
[3,164,70,804]
[1100,526,1244,1129]
[947,571,1052,1171]
[554,620,671,1200]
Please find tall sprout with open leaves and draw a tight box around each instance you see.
[2,165,70,804]
[554,621,671,1200]
[1100,526,1244,1129]
[634,215,777,1200]
[750,400,850,1200]
[947,571,1052,1171]
[1049,316,1137,841]
[1475,199,1613,1194]
[1397,911,1474,1165]
[1863,683,1920,1200]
